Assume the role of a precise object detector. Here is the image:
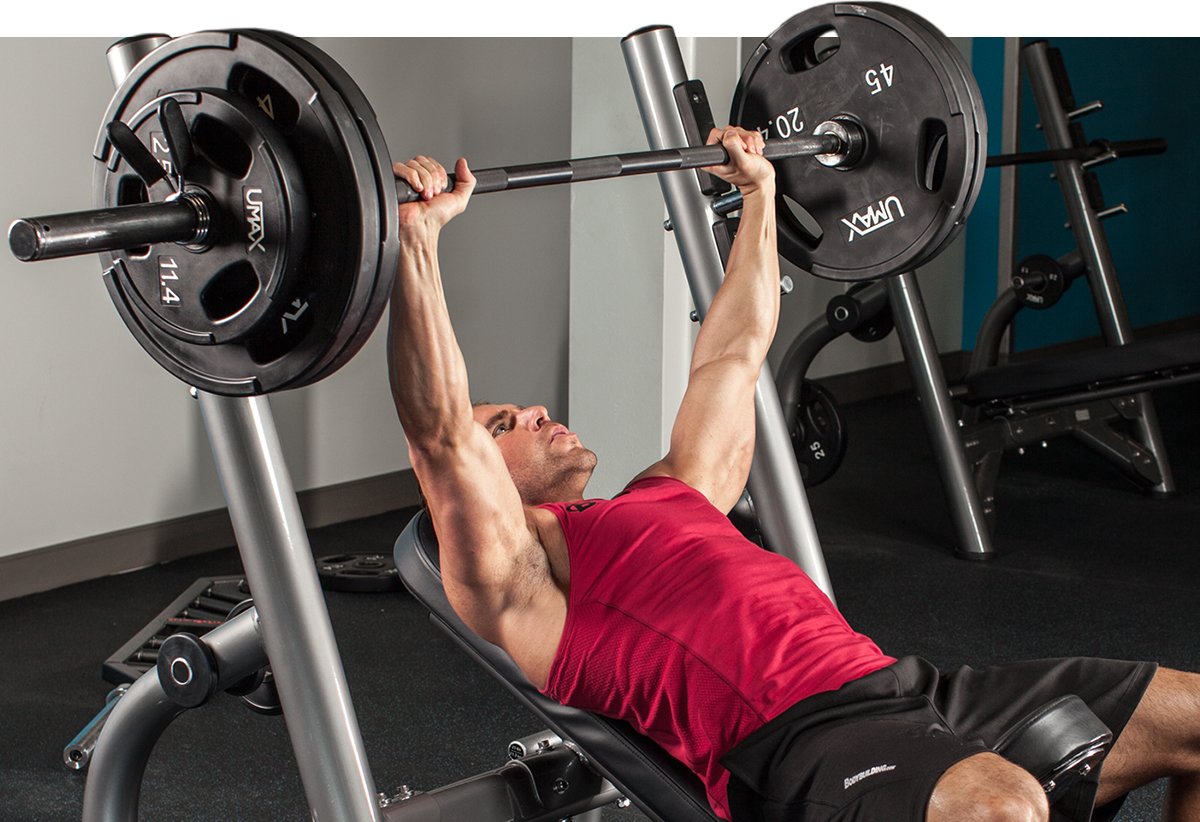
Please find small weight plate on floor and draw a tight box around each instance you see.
[317,553,402,593]
[730,3,986,281]
[788,379,848,486]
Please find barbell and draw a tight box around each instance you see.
[10,130,855,263]
[8,7,985,396]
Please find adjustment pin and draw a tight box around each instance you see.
[159,97,196,180]
[106,121,169,189]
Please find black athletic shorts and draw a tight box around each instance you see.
[721,655,1157,822]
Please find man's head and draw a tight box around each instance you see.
[472,403,597,505]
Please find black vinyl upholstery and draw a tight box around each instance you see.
[965,329,1200,404]
[393,510,719,822]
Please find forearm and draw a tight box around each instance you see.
[387,224,474,450]
[691,183,780,371]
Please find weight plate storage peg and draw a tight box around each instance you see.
[90,30,399,396]
[730,3,987,282]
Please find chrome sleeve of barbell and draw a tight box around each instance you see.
[63,684,130,771]
[7,199,202,262]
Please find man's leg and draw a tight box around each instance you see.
[927,752,1049,822]
[1096,668,1200,821]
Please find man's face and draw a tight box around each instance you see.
[472,403,597,504]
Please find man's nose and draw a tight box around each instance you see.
[519,405,550,430]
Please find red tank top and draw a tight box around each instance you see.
[537,476,894,820]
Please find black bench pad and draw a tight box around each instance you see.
[393,510,718,822]
[966,329,1200,404]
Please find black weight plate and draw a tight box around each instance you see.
[99,89,308,346]
[851,3,985,272]
[93,31,396,396]
[317,553,402,593]
[237,30,399,391]
[731,3,984,282]
[869,3,988,269]
[788,379,847,486]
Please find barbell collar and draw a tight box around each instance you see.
[8,194,208,262]
[395,132,846,204]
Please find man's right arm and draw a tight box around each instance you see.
[386,157,546,647]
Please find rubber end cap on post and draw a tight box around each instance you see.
[622,24,674,42]
[8,220,40,261]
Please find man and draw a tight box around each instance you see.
[387,126,1200,821]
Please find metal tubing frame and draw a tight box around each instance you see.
[887,272,994,559]
[79,34,615,822]
[196,391,383,822]
[621,26,834,600]
[774,281,889,427]
[1022,41,1175,495]
[82,611,267,821]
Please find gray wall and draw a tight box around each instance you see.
[0,37,572,563]
[3,30,977,577]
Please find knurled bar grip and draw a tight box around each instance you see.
[396,133,843,203]
[8,199,202,262]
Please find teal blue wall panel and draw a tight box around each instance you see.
[965,38,1200,353]
[963,37,1005,350]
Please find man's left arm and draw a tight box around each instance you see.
[634,126,779,513]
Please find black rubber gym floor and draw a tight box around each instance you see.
[1,380,1196,821]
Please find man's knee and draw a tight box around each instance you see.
[928,752,1048,822]
[1124,668,1200,773]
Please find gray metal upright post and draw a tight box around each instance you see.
[197,392,383,822]
[1023,41,1175,495]
[88,42,380,822]
[621,26,834,600]
[888,272,994,559]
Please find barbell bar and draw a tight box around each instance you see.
[9,126,855,263]
[985,137,1166,168]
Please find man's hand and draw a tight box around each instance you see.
[394,156,476,235]
[703,126,775,197]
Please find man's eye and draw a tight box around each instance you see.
[492,424,509,437]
